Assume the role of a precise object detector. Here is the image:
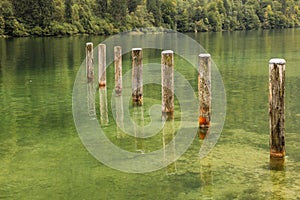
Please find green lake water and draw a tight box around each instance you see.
[0,29,300,199]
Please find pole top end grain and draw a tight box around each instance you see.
[269,58,286,65]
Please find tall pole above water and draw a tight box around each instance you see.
[161,50,174,120]
[132,48,143,106]
[86,42,95,117]
[86,42,94,83]
[269,58,286,163]
[198,54,211,139]
[98,44,106,88]
[114,46,122,96]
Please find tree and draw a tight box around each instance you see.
[177,8,189,32]
[161,0,177,29]
[223,0,232,15]
[128,0,141,13]
[243,6,260,29]
[65,0,73,23]
[127,5,155,28]
[1,0,300,37]
[12,0,55,28]
[0,0,14,35]
[96,0,108,17]
[263,4,276,28]
[207,10,222,31]
[110,0,128,28]
[205,1,223,31]
[146,0,162,26]
[53,0,65,22]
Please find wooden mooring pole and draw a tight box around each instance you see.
[86,42,94,83]
[269,58,286,169]
[132,48,143,105]
[161,50,174,120]
[198,54,211,139]
[98,44,106,88]
[114,46,122,96]
[86,42,95,117]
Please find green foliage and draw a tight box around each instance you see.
[146,0,162,26]
[1,0,300,37]
[47,21,79,35]
[12,0,55,27]
[53,0,65,22]
[176,8,189,32]
[127,0,141,13]
[0,0,14,19]
[95,0,107,17]
[110,0,128,28]
[127,5,155,29]
[0,16,5,35]
[161,0,177,29]
[6,19,29,37]
[65,0,73,23]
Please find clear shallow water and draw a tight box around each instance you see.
[0,30,299,199]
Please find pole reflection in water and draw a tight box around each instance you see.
[133,106,144,153]
[163,118,177,175]
[199,147,213,194]
[270,157,286,171]
[198,125,213,195]
[198,126,210,140]
[115,95,125,139]
[87,81,96,118]
[270,169,287,199]
[99,87,109,125]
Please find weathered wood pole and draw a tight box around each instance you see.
[114,46,122,96]
[132,48,143,106]
[161,50,174,120]
[269,58,286,160]
[86,42,94,83]
[98,44,106,88]
[198,54,211,133]
[86,42,95,117]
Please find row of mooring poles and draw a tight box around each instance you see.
[197,55,287,169]
[85,42,287,169]
[86,42,109,123]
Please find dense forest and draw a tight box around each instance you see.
[1,0,300,37]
